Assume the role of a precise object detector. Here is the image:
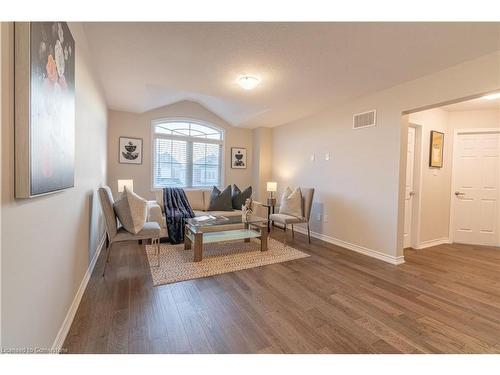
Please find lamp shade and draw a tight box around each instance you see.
[118,179,134,193]
[266,182,277,192]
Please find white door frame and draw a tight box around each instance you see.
[407,123,423,248]
[448,128,500,245]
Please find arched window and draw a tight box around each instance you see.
[152,119,224,188]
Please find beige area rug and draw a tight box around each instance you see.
[145,238,310,286]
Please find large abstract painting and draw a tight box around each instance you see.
[15,22,75,198]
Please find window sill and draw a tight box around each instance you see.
[151,186,222,191]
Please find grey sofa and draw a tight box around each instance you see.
[148,188,264,239]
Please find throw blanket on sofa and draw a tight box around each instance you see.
[163,188,195,244]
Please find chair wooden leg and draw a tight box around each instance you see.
[283,224,287,249]
[102,243,112,277]
[307,223,311,244]
[105,242,112,263]
[292,224,295,238]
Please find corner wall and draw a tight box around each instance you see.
[252,127,273,201]
[1,22,108,349]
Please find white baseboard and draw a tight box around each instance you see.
[292,226,405,265]
[414,237,451,250]
[51,234,106,353]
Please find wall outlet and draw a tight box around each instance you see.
[310,153,315,162]
[325,152,330,161]
[323,214,329,223]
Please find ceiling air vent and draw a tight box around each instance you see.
[353,110,376,129]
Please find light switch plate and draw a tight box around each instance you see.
[324,214,329,223]
[310,153,315,162]
[325,152,330,161]
[316,213,321,221]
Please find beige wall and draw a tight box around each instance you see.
[271,51,500,261]
[252,127,273,202]
[1,23,108,348]
[107,101,253,200]
[409,108,452,243]
[448,108,500,131]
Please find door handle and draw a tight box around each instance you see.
[455,191,465,196]
[409,191,416,196]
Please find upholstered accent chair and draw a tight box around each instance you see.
[269,187,315,245]
[98,186,161,276]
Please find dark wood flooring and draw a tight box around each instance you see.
[63,231,500,353]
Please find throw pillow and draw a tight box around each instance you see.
[279,187,303,217]
[231,184,252,209]
[113,186,148,234]
[208,185,233,211]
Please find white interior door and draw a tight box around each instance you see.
[404,127,416,248]
[452,131,500,247]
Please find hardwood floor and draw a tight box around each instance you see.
[63,231,500,353]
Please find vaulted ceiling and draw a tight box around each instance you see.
[83,22,500,128]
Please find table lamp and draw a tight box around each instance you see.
[118,179,134,193]
[266,182,277,206]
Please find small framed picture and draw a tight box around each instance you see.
[119,137,143,164]
[429,130,444,168]
[231,147,247,169]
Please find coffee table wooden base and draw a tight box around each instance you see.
[185,223,268,262]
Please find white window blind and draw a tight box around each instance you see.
[152,121,223,188]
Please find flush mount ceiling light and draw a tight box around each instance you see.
[237,75,260,90]
[482,92,500,100]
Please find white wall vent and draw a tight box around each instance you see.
[353,110,376,129]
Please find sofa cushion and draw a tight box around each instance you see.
[155,188,204,212]
[208,186,233,211]
[231,184,252,210]
[202,189,212,210]
[113,187,148,234]
[279,187,303,218]
[184,189,205,210]
[154,190,165,213]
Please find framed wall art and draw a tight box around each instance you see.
[231,147,247,169]
[15,22,76,198]
[429,130,444,168]
[119,137,143,164]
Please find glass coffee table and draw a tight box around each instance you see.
[184,215,269,262]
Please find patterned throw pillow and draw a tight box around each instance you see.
[231,184,252,210]
[208,185,233,211]
[113,187,148,234]
[279,187,303,218]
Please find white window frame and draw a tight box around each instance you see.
[151,117,225,190]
